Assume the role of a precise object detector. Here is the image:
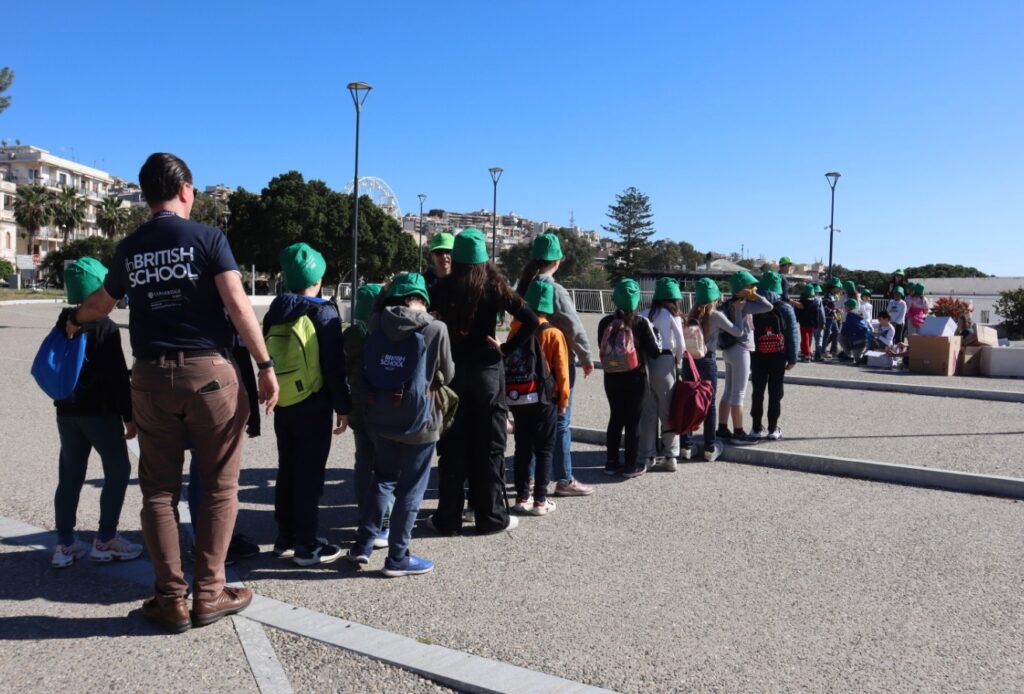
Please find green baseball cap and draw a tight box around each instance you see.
[612,277,640,312]
[531,233,563,262]
[428,232,454,252]
[894,268,906,276]
[913,283,925,294]
[652,277,682,301]
[64,256,108,304]
[525,280,554,314]
[845,298,859,311]
[694,277,721,305]
[388,273,430,305]
[801,284,815,298]
[828,277,842,289]
[814,284,824,294]
[729,270,759,295]
[354,283,382,323]
[861,288,872,297]
[759,270,783,295]
[844,280,857,293]
[452,228,488,265]
[894,286,905,297]
[280,242,326,292]
[779,256,793,266]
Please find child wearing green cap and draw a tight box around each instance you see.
[598,278,662,477]
[905,283,930,338]
[838,299,872,363]
[821,279,844,358]
[429,228,539,535]
[795,285,823,362]
[424,233,454,288]
[504,280,569,515]
[50,257,142,568]
[264,242,352,566]
[514,232,595,497]
[639,277,686,472]
[887,286,908,344]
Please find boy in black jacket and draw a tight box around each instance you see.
[264,243,351,566]
[51,258,142,568]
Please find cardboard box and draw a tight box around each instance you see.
[909,335,961,376]
[964,325,999,348]
[979,346,1024,378]
[919,316,956,337]
[956,345,984,377]
[865,350,898,369]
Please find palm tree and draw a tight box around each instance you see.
[53,186,87,244]
[96,196,130,238]
[13,185,54,250]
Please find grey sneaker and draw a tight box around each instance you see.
[704,442,724,462]
[552,479,595,497]
[768,428,783,441]
[293,541,343,567]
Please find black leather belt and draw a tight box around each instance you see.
[136,348,229,362]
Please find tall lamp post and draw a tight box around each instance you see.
[825,171,841,281]
[347,81,372,322]
[417,192,427,272]
[488,167,503,262]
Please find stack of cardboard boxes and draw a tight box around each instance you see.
[908,319,1021,377]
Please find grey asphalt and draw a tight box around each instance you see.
[3,302,1024,692]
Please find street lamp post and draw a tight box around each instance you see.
[825,171,841,281]
[488,167,503,262]
[347,81,372,322]
[417,193,427,272]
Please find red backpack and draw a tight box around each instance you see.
[668,352,714,434]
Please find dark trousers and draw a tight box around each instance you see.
[273,390,333,550]
[54,415,132,545]
[680,353,719,452]
[750,352,787,431]
[893,322,906,344]
[604,370,647,467]
[512,402,556,503]
[823,318,840,355]
[434,363,510,534]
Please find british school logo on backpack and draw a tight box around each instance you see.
[600,318,639,372]
[504,324,555,406]
[361,328,430,436]
[754,306,786,354]
[266,308,323,407]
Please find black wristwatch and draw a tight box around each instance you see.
[256,357,275,371]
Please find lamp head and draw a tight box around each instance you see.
[347,82,372,107]
[825,171,841,189]
[489,167,503,183]
[418,193,427,203]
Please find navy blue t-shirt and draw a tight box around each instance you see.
[104,213,240,357]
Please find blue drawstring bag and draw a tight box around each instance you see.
[31,327,88,401]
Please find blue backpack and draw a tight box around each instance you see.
[32,327,88,401]
[361,328,431,437]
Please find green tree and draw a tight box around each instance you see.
[548,227,596,285]
[903,263,988,279]
[124,205,150,233]
[497,242,533,284]
[994,288,1024,340]
[0,258,14,279]
[96,197,130,238]
[53,186,87,243]
[38,236,118,287]
[191,190,229,228]
[13,184,54,247]
[604,187,655,279]
[0,67,13,115]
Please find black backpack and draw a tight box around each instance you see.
[754,304,787,354]
[504,323,555,406]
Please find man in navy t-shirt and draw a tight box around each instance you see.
[66,152,279,633]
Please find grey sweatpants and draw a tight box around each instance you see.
[721,345,752,406]
[639,354,679,460]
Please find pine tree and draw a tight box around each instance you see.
[603,187,655,280]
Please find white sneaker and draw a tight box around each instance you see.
[504,515,520,531]
[462,507,475,524]
[528,499,556,516]
[91,535,143,562]
[768,428,783,441]
[680,446,693,461]
[511,497,534,514]
[704,442,724,462]
[662,457,678,472]
[51,541,88,569]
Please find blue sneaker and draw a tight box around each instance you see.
[344,544,372,565]
[372,528,389,550]
[382,554,434,578]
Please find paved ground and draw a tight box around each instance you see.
[3,302,1024,692]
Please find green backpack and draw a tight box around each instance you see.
[266,307,323,407]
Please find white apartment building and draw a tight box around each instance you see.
[1,179,17,265]
[0,145,116,262]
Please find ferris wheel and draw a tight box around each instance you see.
[342,176,402,222]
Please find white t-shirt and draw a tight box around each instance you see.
[874,322,895,347]
[887,299,907,324]
[647,306,684,359]
[860,300,873,323]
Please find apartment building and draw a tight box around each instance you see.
[1,179,16,264]
[0,145,116,261]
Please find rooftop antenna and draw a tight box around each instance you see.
[569,210,576,230]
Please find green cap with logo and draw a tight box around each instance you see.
[354,283,383,324]
[65,257,108,304]
[388,273,430,305]
[428,232,455,252]
[694,277,721,305]
[531,233,563,262]
[652,277,682,301]
[280,242,326,292]
[525,280,554,314]
[612,277,641,312]
[759,270,783,295]
[729,270,759,295]
[452,228,489,265]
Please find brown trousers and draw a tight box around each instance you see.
[131,352,249,601]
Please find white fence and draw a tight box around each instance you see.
[565,288,888,316]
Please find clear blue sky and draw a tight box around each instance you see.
[4,1,1022,275]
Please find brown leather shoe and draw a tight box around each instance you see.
[142,595,191,634]
[191,586,253,627]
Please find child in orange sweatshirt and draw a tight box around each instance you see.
[504,280,569,517]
